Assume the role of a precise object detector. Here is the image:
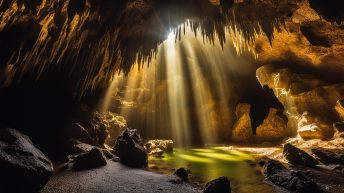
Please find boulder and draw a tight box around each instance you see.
[203,177,231,193]
[174,168,188,181]
[333,122,344,132]
[256,108,288,142]
[113,128,148,168]
[65,140,95,155]
[73,147,107,171]
[311,148,344,165]
[145,139,174,154]
[283,143,318,167]
[0,128,53,193]
[263,159,320,193]
[231,103,253,142]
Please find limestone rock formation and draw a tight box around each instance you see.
[231,103,253,142]
[100,112,127,147]
[256,108,288,142]
[335,99,344,120]
[283,143,318,167]
[145,139,174,154]
[203,177,231,193]
[68,112,113,148]
[263,159,320,193]
[113,128,148,168]
[73,147,107,171]
[257,65,344,140]
[297,114,333,140]
[0,128,53,193]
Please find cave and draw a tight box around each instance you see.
[1,0,344,193]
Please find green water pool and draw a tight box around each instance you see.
[148,147,276,193]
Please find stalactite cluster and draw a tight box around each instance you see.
[0,0,298,96]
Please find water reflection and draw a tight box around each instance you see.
[149,147,275,193]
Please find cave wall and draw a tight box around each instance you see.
[0,0,343,150]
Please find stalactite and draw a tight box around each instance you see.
[0,0,298,96]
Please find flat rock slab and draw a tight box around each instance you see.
[42,161,199,193]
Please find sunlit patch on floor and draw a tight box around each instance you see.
[148,147,276,193]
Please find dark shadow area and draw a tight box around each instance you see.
[309,0,344,24]
[0,71,103,158]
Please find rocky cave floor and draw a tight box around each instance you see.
[43,135,344,193]
[2,127,344,193]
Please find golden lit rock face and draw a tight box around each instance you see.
[256,108,288,142]
[335,100,344,121]
[253,0,344,141]
[255,1,344,81]
[231,103,253,142]
[256,65,344,140]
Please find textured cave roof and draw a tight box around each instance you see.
[0,0,341,95]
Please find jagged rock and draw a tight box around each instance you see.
[174,168,188,181]
[0,128,53,193]
[73,147,107,171]
[102,149,117,159]
[257,65,342,140]
[203,177,231,193]
[145,139,174,154]
[68,122,94,144]
[283,143,318,167]
[311,148,344,165]
[263,159,320,193]
[69,140,95,154]
[256,108,288,142]
[113,128,148,168]
[333,122,344,132]
[335,99,344,120]
[340,133,344,138]
[231,103,253,142]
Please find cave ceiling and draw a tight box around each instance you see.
[0,0,343,95]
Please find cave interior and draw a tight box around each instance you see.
[0,0,344,193]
